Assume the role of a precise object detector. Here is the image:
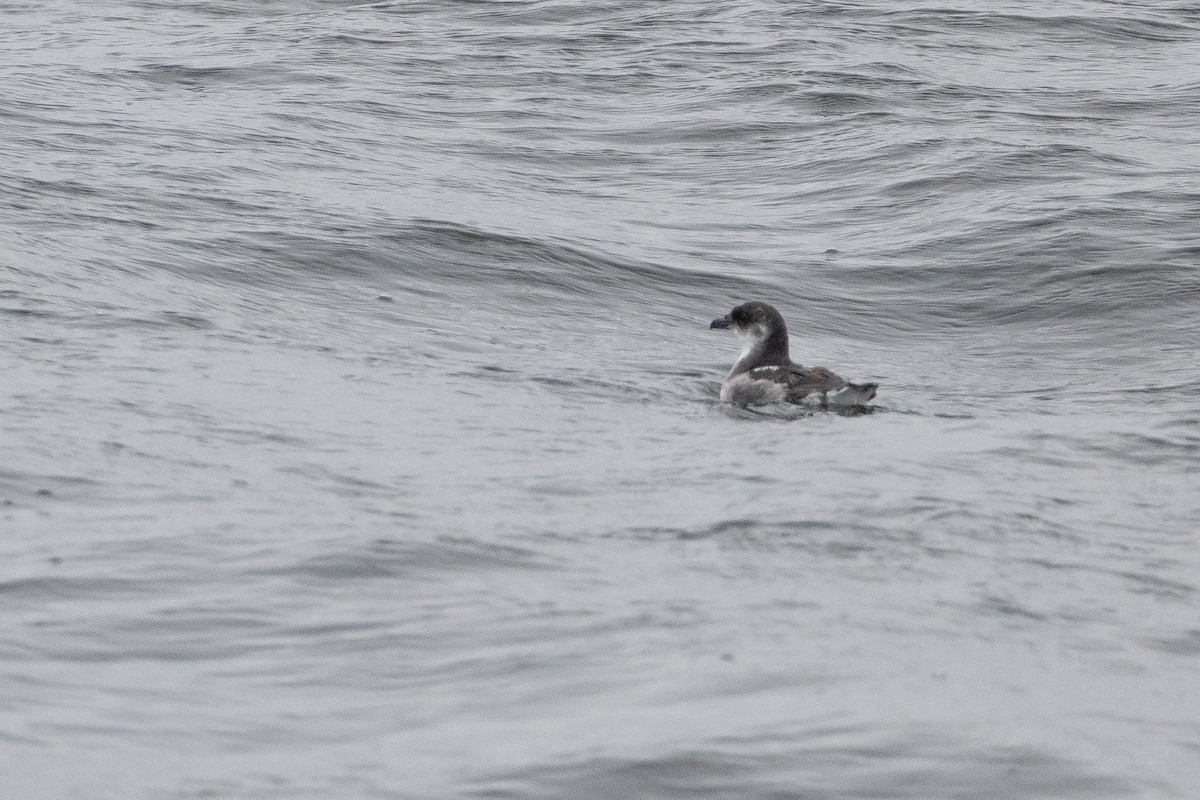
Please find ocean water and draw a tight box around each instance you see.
[2,1,1199,797]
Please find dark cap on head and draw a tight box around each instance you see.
[710,301,792,365]
[710,301,788,334]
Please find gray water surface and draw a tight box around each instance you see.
[3,1,1199,798]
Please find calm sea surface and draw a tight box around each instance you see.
[3,1,1199,798]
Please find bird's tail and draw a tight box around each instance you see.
[829,382,878,406]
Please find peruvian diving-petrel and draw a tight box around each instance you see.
[710,301,878,408]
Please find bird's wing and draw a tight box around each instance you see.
[792,366,847,394]
[745,365,847,401]
[745,366,795,385]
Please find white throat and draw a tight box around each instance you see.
[730,328,766,375]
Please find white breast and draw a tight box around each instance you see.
[720,373,787,406]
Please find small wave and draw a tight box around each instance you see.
[882,9,1198,45]
[379,218,745,301]
[631,518,893,558]
[266,535,560,584]
[1143,629,1200,657]
[476,727,1134,800]
[0,575,149,603]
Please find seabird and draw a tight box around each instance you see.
[710,301,878,407]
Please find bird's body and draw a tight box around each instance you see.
[710,301,878,408]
